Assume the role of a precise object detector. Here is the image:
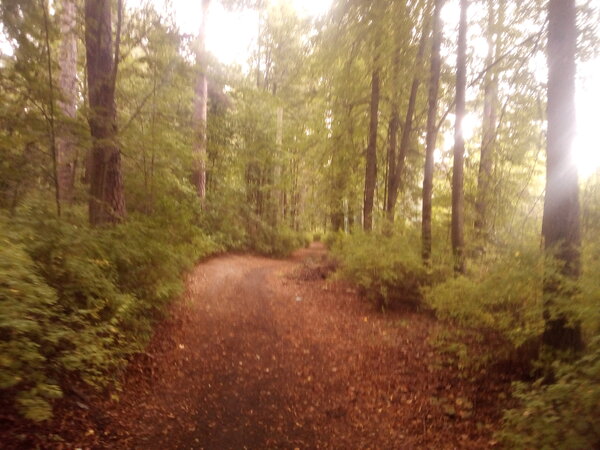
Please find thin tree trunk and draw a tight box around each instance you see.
[41,0,61,217]
[421,0,444,264]
[273,106,283,225]
[56,0,78,204]
[85,0,126,225]
[542,0,582,351]
[474,0,502,246]
[193,0,210,203]
[363,65,380,232]
[387,9,430,220]
[386,106,399,219]
[451,0,468,273]
[385,8,402,221]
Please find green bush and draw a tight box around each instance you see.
[579,239,600,338]
[201,192,249,251]
[332,231,427,308]
[499,337,600,449]
[0,235,64,421]
[244,214,305,257]
[323,230,344,250]
[425,249,545,352]
[0,202,220,421]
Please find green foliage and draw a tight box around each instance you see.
[499,337,600,449]
[578,239,600,338]
[491,239,600,447]
[332,231,427,308]
[0,203,219,421]
[0,229,64,421]
[425,248,545,350]
[245,215,306,257]
[323,230,345,250]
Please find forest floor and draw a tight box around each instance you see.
[3,243,515,449]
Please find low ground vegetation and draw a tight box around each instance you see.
[331,230,600,449]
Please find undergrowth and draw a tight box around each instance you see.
[0,203,219,421]
[424,247,545,367]
[331,230,428,309]
[331,229,600,447]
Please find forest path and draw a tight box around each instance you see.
[97,244,506,449]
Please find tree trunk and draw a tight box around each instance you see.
[387,12,429,220]
[474,0,502,246]
[193,0,210,203]
[421,0,444,264]
[363,66,380,232]
[385,104,399,220]
[56,0,78,203]
[542,0,582,351]
[385,15,402,221]
[451,0,468,273]
[85,0,126,225]
[273,106,283,226]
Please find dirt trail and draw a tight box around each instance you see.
[17,244,510,449]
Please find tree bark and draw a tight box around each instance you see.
[57,0,78,203]
[421,0,444,264]
[451,0,468,273]
[193,0,210,203]
[542,0,582,351]
[363,66,380,232]
[85,0,126,225]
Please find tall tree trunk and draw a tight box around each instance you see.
[363,65,380,232]
[56,0,78,203]
[474,0,503,246]
[385,102,399,220]
[387,9,430,220]
[85,0,125,225]
[421,0,444,264]
[193,0,210,203]
[542,0,582,351]
[451,0,468,273]
[273,106,283,226]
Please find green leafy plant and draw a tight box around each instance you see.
[0,202,221,420]
[0,231,65,421]
[332,231,427,308]
[499,337,600,449]
[425,248,545,353]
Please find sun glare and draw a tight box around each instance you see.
[139,0,332,67]
[439,0,600,180]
